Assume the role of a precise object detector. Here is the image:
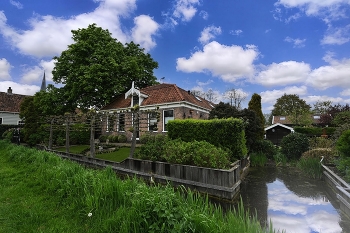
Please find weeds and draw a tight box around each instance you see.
[297,157,323,179]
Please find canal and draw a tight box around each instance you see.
[239,166,350,233]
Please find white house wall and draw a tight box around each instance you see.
[0,112,22,125]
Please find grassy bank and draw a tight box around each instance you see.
[0,141,276,233]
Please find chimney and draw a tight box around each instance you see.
[7,87,12,94]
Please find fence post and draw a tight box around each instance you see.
[90,114,95,158]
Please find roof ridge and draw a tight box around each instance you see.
[173,84,185,100]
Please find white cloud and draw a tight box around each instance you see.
[9,0,23,9]
[199,10,208,20]
[284,36,306,48]
[0,80,39,95]
[0,0,154,58]
[230,29,243,36]
[173,0,200,22]
[131,15,159,52]
[198,26,222,45]
[275,0,350,17]
[20,59,55,84]
[321,24,350,45]
[0,58,12,80]
[260,86,308,104]
[176,41,259,82]
[307,56,350,90]
[255,61,311,87]
[340,89,350,96]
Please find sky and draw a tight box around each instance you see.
[0,0,350,113]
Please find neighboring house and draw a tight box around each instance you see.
[265,123,294,145]
[101,82,215,140]
[0,87,28,125]
[272,115,322,127]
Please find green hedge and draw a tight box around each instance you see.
[294,127,336,136]
[167,118,247,160]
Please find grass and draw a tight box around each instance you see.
[55,145,138,162]
[297,157,323,179]
[0,140,277,233]
[250,152,268,167]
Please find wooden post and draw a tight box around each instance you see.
[90,114,95,158]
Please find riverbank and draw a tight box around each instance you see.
[0,141,275,233]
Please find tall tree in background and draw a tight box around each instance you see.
[224,88,247,110]
[271,94,311,125]
[52,24,158,111]
[248,93,264,139]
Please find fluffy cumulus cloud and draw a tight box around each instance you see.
[132,15,159,52]
[321,24,350,45]
[0,58,12,80]
[20,59,54,84]
[0,0,159,58]
[176,41,259,82]
[255,61,311,87]
[198,26,222,45]
[260,85,308,104]
[173,0,200,22]
[0,80,39,95]
[307,57,350,90]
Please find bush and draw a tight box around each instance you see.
[163,139,231,169]
[108,135,119,143]
[273,152,287,166]
[301,148,336,164]
[309,137,334,149]
[281,133,309,160]
[336,129,350,158]
[250,140,277,159]
[297,157,323,179]
[99,135,108,143]
[332,123,350,142]
[118,134,127,143]
[336,157,350,182]
[135,134,169,161]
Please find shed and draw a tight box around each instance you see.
[265,123,294,145]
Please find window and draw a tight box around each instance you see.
[163,110,174,131]
[0,118,2,125]
[18,120,24,125]
[118,113,125,131]
[149,112,158,131]
[280,117,286,120]
[132,95,139,106]
[313,115,320,119]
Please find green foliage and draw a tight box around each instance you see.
[250,140,277,159]
[135,134,169,161]
[301,148,336,165]
[335,157,350,182]
[209,102,238,119]
[309,137,334,149]
[99,134,107,143]
[108,134,119,143]
[336,130,350,157]
[52,24,158,111]
[271,94,311,125]
[118,134,127,143]
[297,157,323,179]
[248,93,265,139]
[70,124,90,145]
[273,152,288,166]
[280,133,309,160]
[332,111,350,126]
[294,127,336,136]
[250,152,268,167]
[332,123,350,142]
[162,139,231,169]
[167,118,247,160]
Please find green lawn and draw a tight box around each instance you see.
[55,145,138,162]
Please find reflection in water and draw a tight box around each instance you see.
[240,167,350,233]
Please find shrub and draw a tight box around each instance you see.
[301,148,336,165]
[336,129,350,158]
[118,134,127,143]
[140,132,153,144]
[309,137,334,149]
[250,140,277,159]
[280,133,309,160]
[335,157,350,182]
[273,152,287,166]
[332,123,350,142]
[297,157,323,179]
[108,135,119,143]
[135,134,169,161]
[99,135,107,143]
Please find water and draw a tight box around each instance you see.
[239,167,350,233]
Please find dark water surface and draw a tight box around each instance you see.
[239,167,350,233]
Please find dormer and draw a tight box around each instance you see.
[125,81,148,107]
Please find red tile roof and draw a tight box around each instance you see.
[0,90,28,113]
[272,115,322,125]
[102,83,214,110]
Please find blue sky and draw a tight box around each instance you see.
[0,0,350,113]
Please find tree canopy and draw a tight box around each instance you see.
[52,24,158,111]
[248,93,264,140]
[271,94,311,125]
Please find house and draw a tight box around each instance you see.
[0,87,28,125]
[101,82,215,140]
[265,123,294,145]
[272,115,322,127]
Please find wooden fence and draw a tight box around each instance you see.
[49,149,249,200]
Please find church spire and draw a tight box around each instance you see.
[40,72,46,92]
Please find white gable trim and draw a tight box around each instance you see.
[125,81,148,99]
[265,123,294,132]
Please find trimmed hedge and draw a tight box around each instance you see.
[167,118,247,160]
[281,132,309,160]
[294,127,336,136]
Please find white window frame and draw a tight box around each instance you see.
[163,109,174,132]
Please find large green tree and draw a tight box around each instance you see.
[271,94,311,125]
[248,93,264,139]
[52,24,158,111]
